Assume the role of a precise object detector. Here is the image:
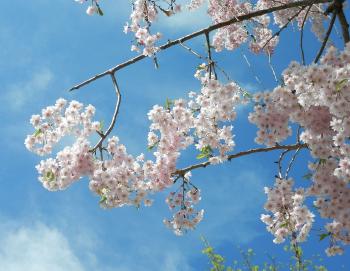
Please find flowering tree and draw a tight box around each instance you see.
[25,0,350,259]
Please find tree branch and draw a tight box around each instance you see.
[173,143,308,176]
[261,6,306,51]
[314,9,337,63]
[336,3,350,43]
[300,5,313,65]
[90,73,122,152]
[69,0,331,92]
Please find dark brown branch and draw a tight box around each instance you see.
[205,32,217,79]
[69,0,331,92]
[314,10,337,63]
[325,0,349,44]
[90,73,122,152]
[337,6,350,43]
[173,143,307,176]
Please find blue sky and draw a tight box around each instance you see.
[0,1,349,270]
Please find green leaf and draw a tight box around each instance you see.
[196,145,213,159]
[295,246,303,258]
[99,120,104,132]
[164,98,173,110]
[97,6,104,16]
[243,91,253,99]
[99,195,107,204]
[280,222,289,228]
[147,142,158,151]
[319,232,331,241]
[302,173,313,180]
[196,64,206,70]
[202,246,213,255]
[196,153,208,159]
[34,128,42,137]
[318,159,327,165]
[335,78,348,92]
[45,171,55,182]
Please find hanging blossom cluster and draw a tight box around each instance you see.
[123,0,183,56]
[25,74,244,235]
[261,178,314,244]
[250,44,350,255]
[164,172,204,235]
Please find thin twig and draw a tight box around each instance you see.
[261,6,306,51]
[179,41,235,83]
[205,32,217,79]
[278,149,292,178]
[314,10,337,63]
[69,0,332,92]
[174,143,308,176]
[90,73,122,152]
[267,50,278,83]
[285,147,302,179]
[241,51,263,86]
[300,5,313,65]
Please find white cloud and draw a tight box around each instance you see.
[2,68,53,111]
[0,223,85,271]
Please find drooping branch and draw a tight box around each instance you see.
[300,5,313,64]
[69,0,332,92]
[90,73,122,152]
[173,143,308,176]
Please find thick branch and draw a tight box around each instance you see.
[173,143,307,176]
[69,0,331,91]
[337,6,350,43]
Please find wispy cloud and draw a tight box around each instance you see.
[0,222,85,271]
[2,68,53,111]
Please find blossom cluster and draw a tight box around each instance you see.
[24,99,100,156]
[251,44,350,254]
[26,75,243,234]
[76,0,327,56]
[164,172,204,235]
[261,178,314,244]
[25,99,99,190]
[123,0,181,56]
